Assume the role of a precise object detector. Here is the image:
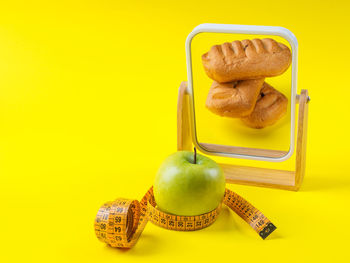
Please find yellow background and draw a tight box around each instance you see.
[0,1,349,262]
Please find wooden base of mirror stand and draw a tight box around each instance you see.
[177,81,310,191]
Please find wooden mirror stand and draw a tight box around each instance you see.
[177,81,310,191]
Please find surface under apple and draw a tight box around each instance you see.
[154,151,225,216]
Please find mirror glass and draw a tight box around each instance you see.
[190,32,294,159]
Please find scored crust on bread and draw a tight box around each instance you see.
[202,38,292,83]
[241,82,288,129]
[206,78,264,118]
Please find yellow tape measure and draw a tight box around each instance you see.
[94,187,276,248]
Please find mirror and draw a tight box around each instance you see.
[186,24,298,161]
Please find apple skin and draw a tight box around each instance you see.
[154,151,225,216]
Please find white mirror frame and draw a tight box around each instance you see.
[185,23,298,162]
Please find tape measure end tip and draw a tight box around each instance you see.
[259,223,277,240]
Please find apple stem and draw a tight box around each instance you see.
[194,147,197,164]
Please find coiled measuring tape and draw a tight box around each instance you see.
[94,187,276,248]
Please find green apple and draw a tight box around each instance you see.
[154,151,225,216]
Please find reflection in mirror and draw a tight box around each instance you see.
[189,32,294,160]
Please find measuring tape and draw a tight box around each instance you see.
[94,187,276,248]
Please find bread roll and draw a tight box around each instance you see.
[206,78,264,118]
[241,82,288,129]
[202,38,292,83]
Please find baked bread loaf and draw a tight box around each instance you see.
[202,38,292,83]
[241,82,288,129]
[206,79,264,118]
